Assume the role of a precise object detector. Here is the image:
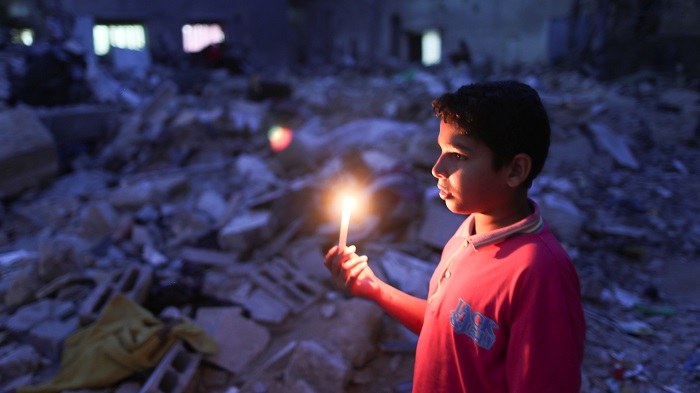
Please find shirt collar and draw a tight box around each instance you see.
[457,199,544,250]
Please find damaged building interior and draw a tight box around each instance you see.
[1,0,699,392]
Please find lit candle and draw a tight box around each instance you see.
[338,196,356,253]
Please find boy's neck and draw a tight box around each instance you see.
[472,197,533,235]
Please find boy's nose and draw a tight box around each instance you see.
[432,156,446,179]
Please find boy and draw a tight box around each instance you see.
[324,81,586,392]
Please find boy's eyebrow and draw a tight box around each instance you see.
[440,140,474,152]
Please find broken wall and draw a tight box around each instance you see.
[57,0,291,70]
[297,0,700,78]
[396,0,570,65]
[288,0,391,67]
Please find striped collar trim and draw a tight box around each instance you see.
[460,200,545,249]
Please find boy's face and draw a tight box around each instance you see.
[432,120,511,216]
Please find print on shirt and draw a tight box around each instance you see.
[449,299,499,350]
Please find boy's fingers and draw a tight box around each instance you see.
[341,255,368,270]
[326,245,339,258]
[330,254,342,276]
[337,244,357,256]
[345,260,368,287]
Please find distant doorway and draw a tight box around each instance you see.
[407,31,422,63]
[390,14,402,58]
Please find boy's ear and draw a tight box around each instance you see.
[505,153,532,188]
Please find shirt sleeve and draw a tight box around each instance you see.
[505,248,586,393]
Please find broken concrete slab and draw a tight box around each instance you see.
[29,317,79,360]
[77,201,120,243]
[111,48,152,76]
[0,345,42,382]
[195,190,228,222]
[195,307,270,374]
[547,135,594,171]
[37,234,93,283]
[657,260,700,303]
[323,118,424,158]
[235,154,278,198]
[537,193,585,245]
[0,106,59,199]
[418,193,465,249]
[242,288,291,325]
[217,210,273,251]
[6,299,61,335]
[322,298,384,367]
[586,121,640,170]
[180,247,237,267]
[642,109,699,146]
[2,260,44,308]
[379,250,434,299]
[35,105,118,147]
[283,340,351,393]
[249,258,325,314]
[99,80,178,168]
[283,238,329,281]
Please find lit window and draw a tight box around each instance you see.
[93,24,146,56]
[422,29,441,66]
[10,28,34,46]
[182,23,225,53]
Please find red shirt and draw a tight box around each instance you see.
[413,201,586,392]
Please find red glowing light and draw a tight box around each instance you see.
[268,126,294,153]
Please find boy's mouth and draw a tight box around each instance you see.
[438,185,452,200]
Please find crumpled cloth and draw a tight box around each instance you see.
[18,294,217,393]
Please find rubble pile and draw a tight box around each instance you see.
[0,62,699,393]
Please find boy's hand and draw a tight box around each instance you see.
[323,245,381,300]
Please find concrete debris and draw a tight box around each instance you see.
[378,250,435,299]
[586,121,640,170]
[0,107,59,199]
[0,56,699,393]
[283,340,351,393]
[195,307,270,374]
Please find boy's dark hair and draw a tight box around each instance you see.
[432,80,551,187]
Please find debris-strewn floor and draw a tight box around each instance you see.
[1,61,699,393]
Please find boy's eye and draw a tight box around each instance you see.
[452,153,466,160]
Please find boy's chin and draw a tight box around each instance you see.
[444,201,469,215]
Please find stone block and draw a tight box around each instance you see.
[140,341,200,393]
[249,258,325,314]
[284,340,350,393]
[0,106,58,198]
[79,201,120,241]
[78,265,153,325]
[180,247,237,267]
[0,345,41,381]
[195,190,228,221]
[418,196,464,249]
[323,298,384,367]
[29,317,79,360]
[243,288,290,324]
[195,307,270,374]
[217,210,272,251]
[36,104,118,147]
[283,239,328,280]
[380,250,434,299]
[6,299,70,335]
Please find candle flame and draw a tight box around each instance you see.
[342,196,356,213]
